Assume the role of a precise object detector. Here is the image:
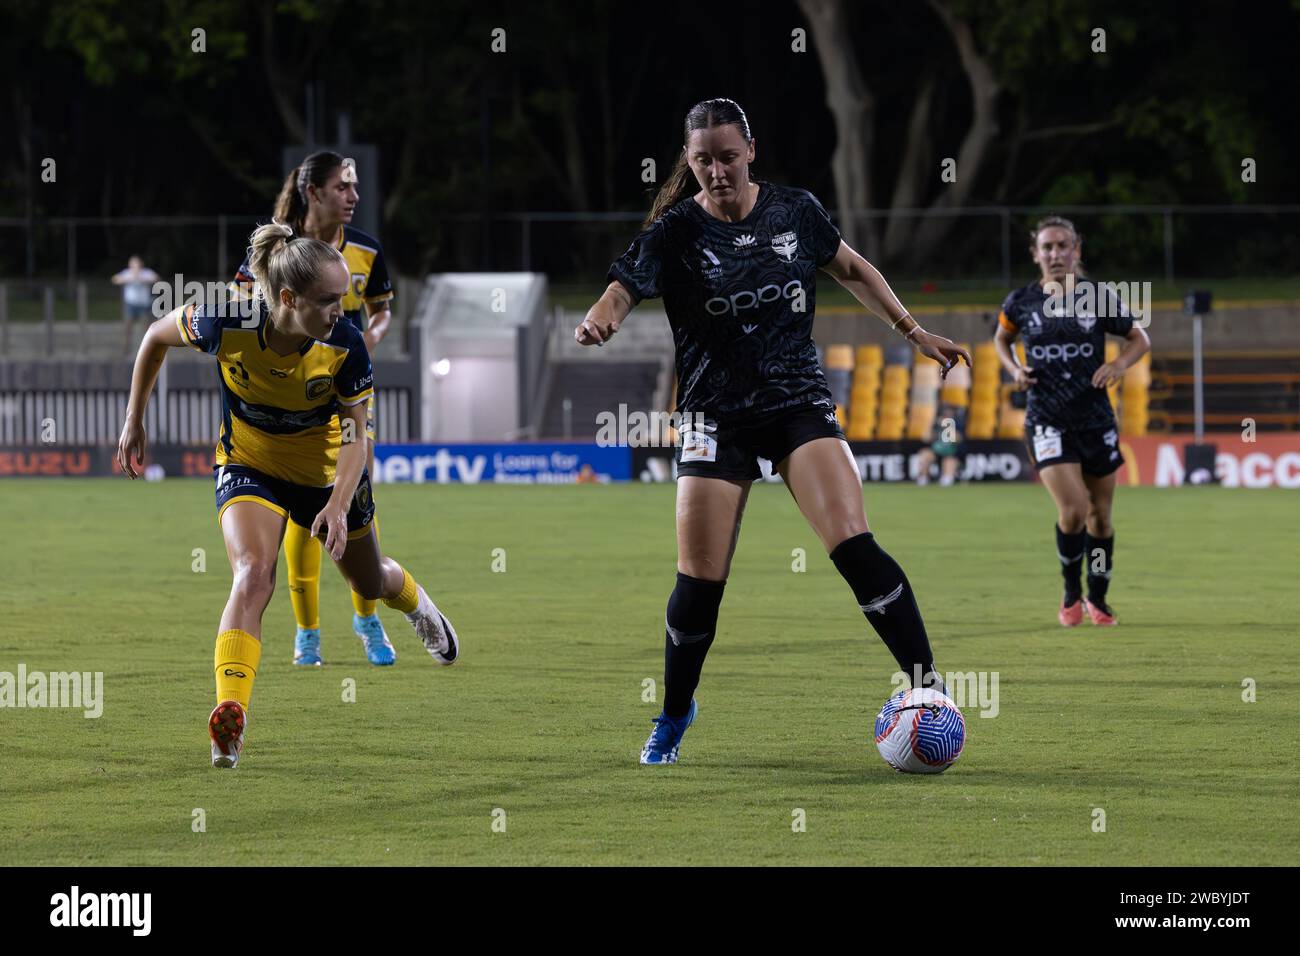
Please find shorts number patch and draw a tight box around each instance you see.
[1033,427,1062,462]
[680,428,718,463]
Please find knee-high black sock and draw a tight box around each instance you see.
[1056,524,1085,602]
[1085,532,1114,604]
[830,532,938,686]
[663,572,726,718]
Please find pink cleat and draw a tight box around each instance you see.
[1083,598,1118,627]
[1059,596,1083,627]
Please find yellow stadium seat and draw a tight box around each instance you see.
[996,407,1026,438]
[847,420,875,441]
[826,344,854,371]
[855,344,883,368]
[907,404,937,440]
[940,385,970,407]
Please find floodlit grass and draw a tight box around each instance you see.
[2,481,1296,865]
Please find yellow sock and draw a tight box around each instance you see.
[284,520,321,630]
[383,566,420,614]
[351,516,378,617]
[214,629,262,708]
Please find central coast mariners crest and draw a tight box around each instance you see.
[771,231,798,262]
[354,480,373,512]
[306,375,333,400]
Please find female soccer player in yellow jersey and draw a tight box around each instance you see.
[233,151,397,668]
[118,223,458,769]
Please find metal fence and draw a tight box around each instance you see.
[4,205,1299,289]
[0,388,415,446]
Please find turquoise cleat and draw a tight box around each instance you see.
[640,699,698,765]
[293,627,323,666]
[353,613,396,666]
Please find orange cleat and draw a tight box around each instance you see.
[209,699,248,768]
[1059,596,1083,627]
[1083,598,1117,627]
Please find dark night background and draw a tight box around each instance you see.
[3,0,1299,281]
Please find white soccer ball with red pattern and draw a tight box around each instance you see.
[874,687,966,774]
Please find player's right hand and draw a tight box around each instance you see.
[1013,366,1038,389]
[575,314,619,347]
[117,418,146,479]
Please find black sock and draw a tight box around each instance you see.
[1085,532,1114,604]
[663,572,726,718]
[1056,524,1085,602]
[829,532,937,685]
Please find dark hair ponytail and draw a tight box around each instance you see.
[272,150,345,234]
[644,98,752,228]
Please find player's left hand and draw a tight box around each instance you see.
[1092,362,1125,389]
[911,330,972,381]
[311,504,349,560]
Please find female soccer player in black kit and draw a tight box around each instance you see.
[994,217,1150,628]
[577,99,971,765]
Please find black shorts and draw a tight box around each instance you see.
[213,464,376,538]
[1025,422,1124,477]
[675,402,846,481]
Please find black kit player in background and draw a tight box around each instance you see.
[576,98,972,765]
[994,217,1150,628]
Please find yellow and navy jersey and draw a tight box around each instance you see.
[176,298,374,487]
[232,225,393,333]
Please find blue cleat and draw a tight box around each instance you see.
[293,627,323,666]
[353,613,396,666]
[640,699,698,765]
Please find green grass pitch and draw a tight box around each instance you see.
[2,480,1296,865]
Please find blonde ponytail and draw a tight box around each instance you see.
[246,221,345,307]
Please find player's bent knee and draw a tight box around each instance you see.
[230,572,275,609]
[822,516,870,552]
[1058,503,1088,533]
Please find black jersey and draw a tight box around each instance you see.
[998,279,1135,431]
[608,182,843,420]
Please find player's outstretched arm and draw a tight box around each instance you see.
[575,280,634,347]
[822,240,971,378]
[117,310,185,478]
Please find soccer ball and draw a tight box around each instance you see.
[874,687,966,774]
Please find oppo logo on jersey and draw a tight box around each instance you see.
[1029,342,1095,362]
[705,280,803,317]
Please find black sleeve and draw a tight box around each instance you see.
[176,302,224,355]
[335,335,375,405]
[363,244,394,303]
[802,190,843,267]
[607,218,668,303]
[997,290,1021,332]
[1099,283,1136,336]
